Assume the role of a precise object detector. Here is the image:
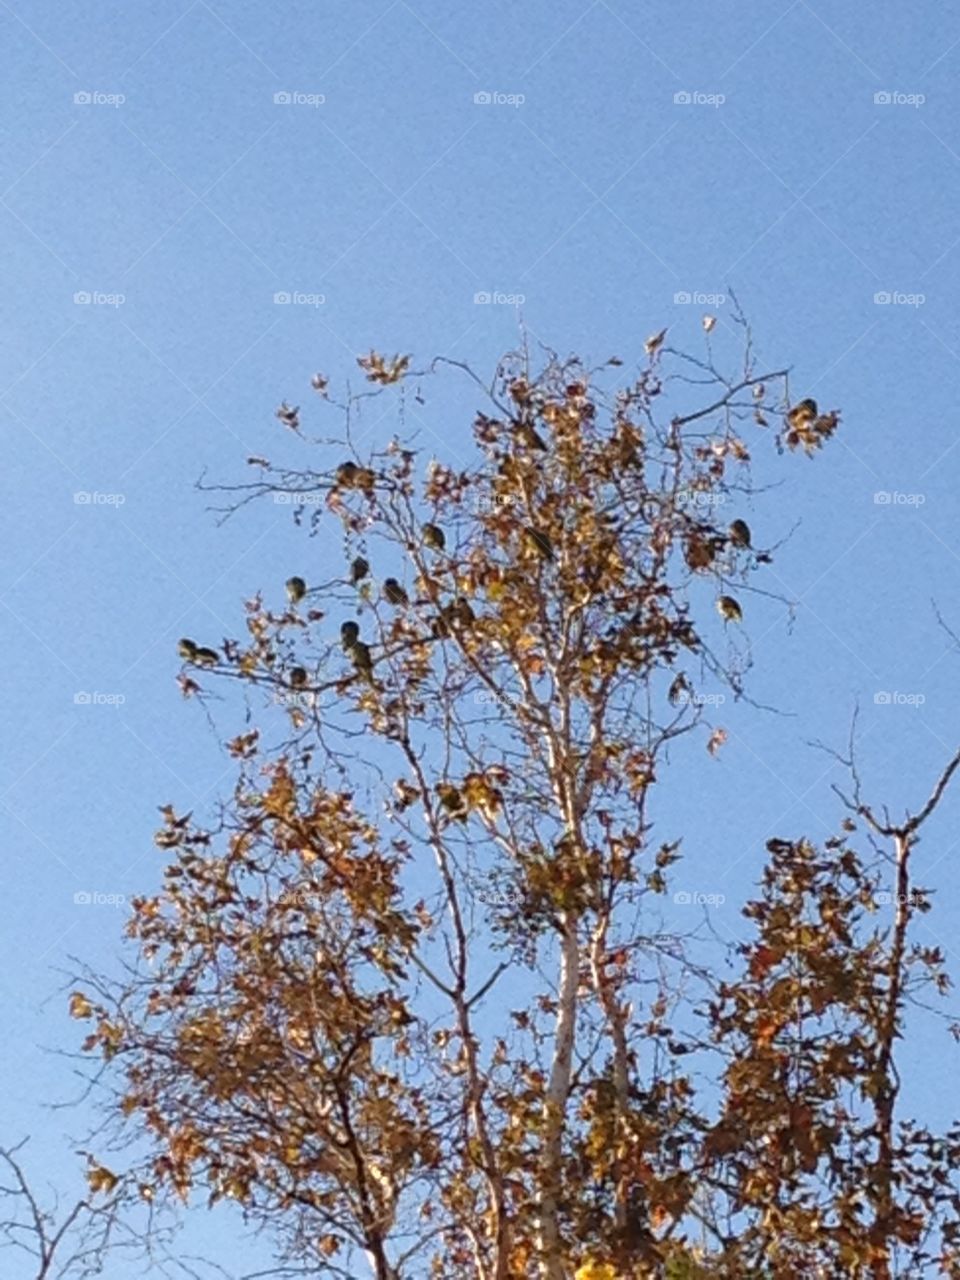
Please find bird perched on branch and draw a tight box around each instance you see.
[728,519,752,549]
[288,667,308,689]
[193,646,220,666]
[341,620,360,650]
[383,578,409,607]
[349,556,370,585]
[422,523,445,551]
[286,576,307,604]
[178,638,198,662]
[514,420,548,452]
[522,526,554,561]
[716,595,743,624]
[350,640,374,682]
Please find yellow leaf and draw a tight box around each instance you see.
[70,992,93,1019]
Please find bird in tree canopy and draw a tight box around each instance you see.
[436,782,467,821]
[341,620,360,649]
[288,667,308,689]
[523,526,554,561]
[729,519,752,548]
[717,595,743,624]
[383,578,409,606]
[787,398,818,427]
[194,646,220,666]
[336,461,359,487]
[645,327,667,357]
[514,421,548,452]
[350,640,374,681]
[451,597,475,627]
[422,523,445,551]
[178,638,198,662]
[275,402,300,430]
[286,576,307,604]
[349,556,370,584]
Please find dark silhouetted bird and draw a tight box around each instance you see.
[194,646,220,666]
[336,461,359,487]
[341,620,360,650]
[289,667,308,689]
[349,556,370,585]
[286,576,307,604]
[717,595,743,624]
[276,402,300,429]
[178,638,198,662]
[350,640,374,681]
[523,526,554,561]
[422,523,445,551]
[515,421,547,452]
[729,519,752,549]
[383,578,409,606]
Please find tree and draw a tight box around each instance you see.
[72,320,960,1277]
[0,1136,162,1279]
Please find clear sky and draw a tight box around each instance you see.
[4,1,960,1275]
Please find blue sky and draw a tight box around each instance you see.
[4,0,960,1274]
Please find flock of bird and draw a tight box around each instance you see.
[176,392,816,684]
